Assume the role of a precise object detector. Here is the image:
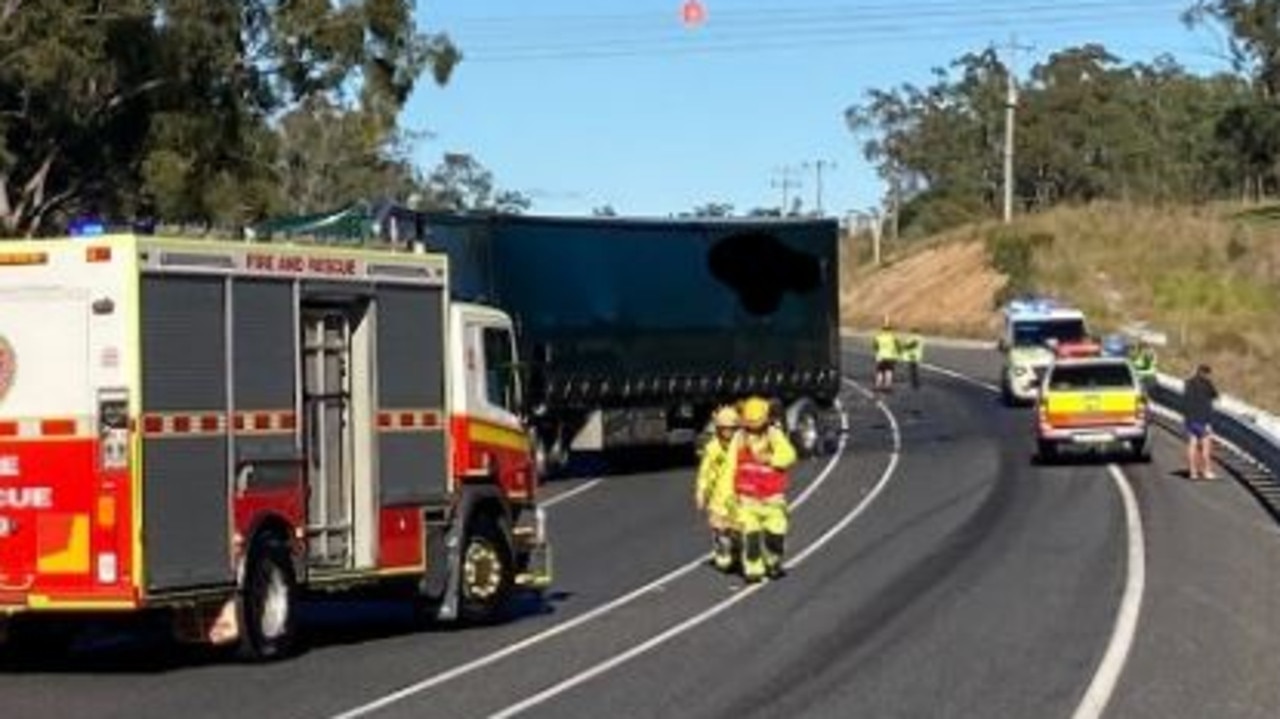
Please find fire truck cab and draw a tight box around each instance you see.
[0,234,548,659]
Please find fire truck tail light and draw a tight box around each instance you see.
[86,246,112,263]
[97,496,117,529]
[96,552,118,584]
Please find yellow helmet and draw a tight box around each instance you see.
[740,396,771,429]
[712,405,740,429]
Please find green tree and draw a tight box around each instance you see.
[691,201,734,217]
[0,1,459,236]
[274,97,420,214]
[422,153,531,214]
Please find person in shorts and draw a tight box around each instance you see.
[1183,364,1219,480]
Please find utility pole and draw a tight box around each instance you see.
[802,159,837,216]
[1002,34,1033,224]
[771,166,802,215]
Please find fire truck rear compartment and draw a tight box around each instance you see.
[138,271,450,596]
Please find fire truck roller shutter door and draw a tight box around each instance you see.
[140,275,233,591]
[376,286,449,506]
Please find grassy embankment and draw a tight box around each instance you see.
[840,202,1280,412]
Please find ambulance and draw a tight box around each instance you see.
[0,232,549,660]
[998,297,1090,405]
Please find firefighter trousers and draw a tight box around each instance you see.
[738,495,788,581]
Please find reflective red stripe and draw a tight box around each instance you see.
[41,419,78,436]
[377,409,445,431]
[200,415,221,432]
[0,421,17,437]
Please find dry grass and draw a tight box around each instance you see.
[841,201,1280,412]
[841,225,1005,338]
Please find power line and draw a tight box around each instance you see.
[463,12,1176,63]
[456,1,1176,48]
[445,0,1180,33]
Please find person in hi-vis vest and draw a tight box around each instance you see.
[734,396,797,582]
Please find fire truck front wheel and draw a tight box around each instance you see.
[235,536,298,661]
[459,513,515,624]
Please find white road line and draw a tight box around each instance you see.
[486,383,898,718]
[1071,466,1146,719]
[331,393,859,719]
[540,479,604,509]
[921,359,1146,719]
[922,361,1001,393]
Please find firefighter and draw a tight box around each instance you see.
[873,319,899,392]
[898,328,925,390]
[696,405,743,572]
[735,396,797,582]
[1130,340,1158,392]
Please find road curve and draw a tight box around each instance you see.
[0,347,1278,719]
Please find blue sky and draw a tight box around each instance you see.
[406,1,1231,218]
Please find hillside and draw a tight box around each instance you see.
[840,203,1280,412]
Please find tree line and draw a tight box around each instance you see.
[845,1,1280,237]
[0,1,525,238]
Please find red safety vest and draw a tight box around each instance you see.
[735,446,788,499]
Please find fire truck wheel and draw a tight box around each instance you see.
[236,537,297,661]
[459,513,514,624]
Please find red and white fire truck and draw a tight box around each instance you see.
[0,234,549,659]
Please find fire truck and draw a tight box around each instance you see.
[0,233,549,660]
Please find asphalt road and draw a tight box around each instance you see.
[2,345,1279,719]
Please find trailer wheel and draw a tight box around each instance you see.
[235,536,297,661]
[459,513,515,624]
[788,403,822,458]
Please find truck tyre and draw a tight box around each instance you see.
[459,513,515,624]
[531,433,551,481]
[786,401,822,458]
[235,536,297,662]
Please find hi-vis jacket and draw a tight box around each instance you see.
[697,435,742,520]
[735,426,797,500]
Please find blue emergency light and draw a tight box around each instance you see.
[1006,296,1063,317]
[69,218,107,237]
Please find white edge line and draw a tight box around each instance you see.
[1071,466,1146,719]
[331,394,857,719]
[486,380,898,718]
[922,358,1145,719]
[540,479,604,509]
